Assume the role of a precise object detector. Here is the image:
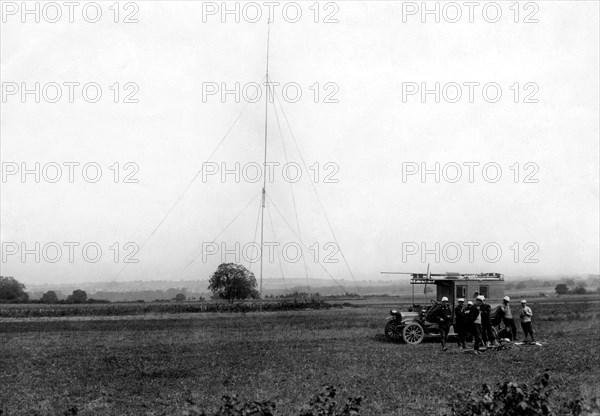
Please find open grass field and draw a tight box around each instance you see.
[1,297,599,415]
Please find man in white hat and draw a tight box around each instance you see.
[477,295,495,347]
[520,300,535,342]
[500,296,517,341]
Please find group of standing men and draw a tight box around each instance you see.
[432,295,535,354]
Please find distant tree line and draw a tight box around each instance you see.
[34,289,192,304]
[33,289,109,304]
[1,276,191,304]
[505,278,595,295]
[92,289,194,302]
[264,292,321,300]
[555,283,589,296]
[262,292,363,300]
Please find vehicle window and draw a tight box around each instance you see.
[480,286,489,298]
[456,285,467,298]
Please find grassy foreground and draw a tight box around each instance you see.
[0,301,599,415]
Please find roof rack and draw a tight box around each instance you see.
[410,272,504,284]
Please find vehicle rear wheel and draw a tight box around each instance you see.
[385,321,402,342]
[403,322,424,344]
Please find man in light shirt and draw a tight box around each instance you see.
[520,300,535,343]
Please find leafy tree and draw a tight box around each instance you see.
[166,288,180,299]
[573,286,587,295]
[174,293,186,301]
[555,284,569,295]
[208,263,259,303]
[516,282,527,290]
[66,289,87,304]
[565,278,575,286]
[0,276,29,303]
[41,290,59,303]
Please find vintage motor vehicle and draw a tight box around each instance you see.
[384,301,441,344]
[383,270,505,344]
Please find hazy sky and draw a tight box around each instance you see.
[1,1,599,287]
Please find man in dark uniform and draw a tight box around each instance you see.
[465,300,483,354]
[432,296,452,351]
[477,295,496,347]
[501,296,518,341]
[454,298,467,349]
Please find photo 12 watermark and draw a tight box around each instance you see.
[201,241,341,264]
[1,82,140,104]
[400,2,539,24]
[200,1,339,24]
[1,162,140,184]
[401,241,540,264]
[1,2,140,23]
[1,242,140,264]
[202,161,339,184]
[401,162,539,184]
[202,81,339,104]
[401,82,539,104]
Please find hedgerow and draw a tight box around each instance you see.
[0,299,345,318]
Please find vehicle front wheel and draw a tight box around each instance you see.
[403,322,425,344]
[384,321,403,342]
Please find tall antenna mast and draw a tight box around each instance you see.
[259,21,271,312]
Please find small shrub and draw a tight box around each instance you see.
[564,396,600,416]
[449,373,600,416]
[449,373,554,415]
[183,386,361,416]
